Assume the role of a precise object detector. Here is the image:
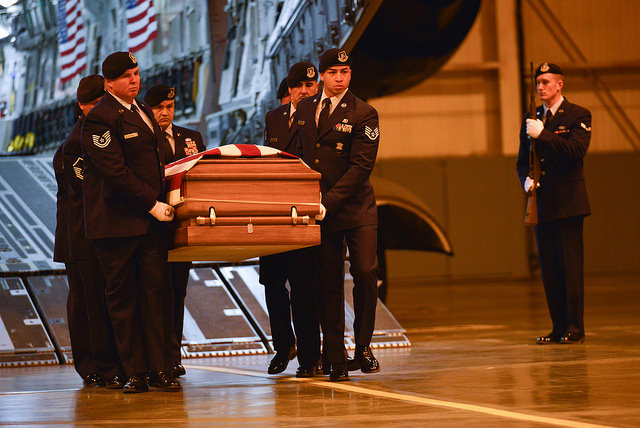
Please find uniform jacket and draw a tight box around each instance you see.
[517,98,591,223]
[296,89,379,232]
[54,115,98,261]
[53,137,70,263]
[81,92,166,239]
[264,102,299,155]
[165,124,206,164]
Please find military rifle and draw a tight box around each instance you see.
[525,62,540,226]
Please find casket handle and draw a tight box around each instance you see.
[209,207,216,225]
[291,206,298,225]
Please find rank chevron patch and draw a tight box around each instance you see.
[92,130,111,148]
[364,125,379,140]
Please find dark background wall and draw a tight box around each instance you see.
[374,153,640,282]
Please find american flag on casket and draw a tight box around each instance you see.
[165,144,298,206]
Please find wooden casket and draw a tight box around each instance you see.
[165,145,321,262]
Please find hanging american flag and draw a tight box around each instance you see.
[126,0,158,53]
[56,0,87,84]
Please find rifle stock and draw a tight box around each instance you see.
[525,62,540,226]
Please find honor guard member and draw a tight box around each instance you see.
[81,52,180,393]
[144,83,206,378]
[260,62,322,377]
[54,75,122,389]
[276,77,291,105]
[296,49,381,381]
[517,63,592,344]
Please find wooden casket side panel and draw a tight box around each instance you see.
[169,156,321,262]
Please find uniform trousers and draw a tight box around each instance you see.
[262,247,320,368]
[319,224,378,365]
[66,260,120,379]
[166,261,191,365]
[534,215,585,336]
[93,222,170,377]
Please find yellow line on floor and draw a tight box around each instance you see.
[185,364,613,428]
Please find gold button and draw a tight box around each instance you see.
[314,159,319,164]
[315,143,320,148]
[541,171,546,176]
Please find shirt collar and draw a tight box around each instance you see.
[109,91,135,110]
[319,88,348,107]
[544,95,564,116]
[165,124,174,138]
[289,101,296,117]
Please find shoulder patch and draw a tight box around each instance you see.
[72,157,84,180]
[92,130,111,148]
[364,125,379,141]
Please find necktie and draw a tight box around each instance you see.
[164,132,174,163]
[544,109,553,129]
[318,98,331,130]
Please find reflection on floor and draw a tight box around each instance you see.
[1,273,639,427]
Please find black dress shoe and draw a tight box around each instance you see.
[536,332,562,344]
[560,331,585,344]
[346,357,359,372]
[170,362,186,377]
[123,375,148,393]
[354,345,380,373]
[267,347,296,374]
[147,371,182,391]
[105,375,125,389]
[329,365,349,382]
[83,372,105,387]
[295,365,317,378]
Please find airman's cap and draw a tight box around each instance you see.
[276,77,289,100]
[535,62,563,78]
[319,48,352,73]
[143,84,176,107]
[286,62,318,87]
[77,74,105,103]
[102,51,138,80]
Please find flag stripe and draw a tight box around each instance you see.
[57,0,86,83]
[126,0,158,53]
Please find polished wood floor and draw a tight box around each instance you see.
[1,272,639,427]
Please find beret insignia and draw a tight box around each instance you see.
[129,52,137,64]
[338,51,348,62]
[168,87,175,98]
[307,67,315,78]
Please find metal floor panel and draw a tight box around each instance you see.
[182,267,267,358]
[0,277,58,367]
[25,275,72,363]
[0,158,60,273]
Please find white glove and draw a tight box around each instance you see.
[315,203,326,221]
[149,201,174,221]
[524,176,540,193]
[526,118,544,139]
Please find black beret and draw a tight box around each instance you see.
[535,62,563,78]
[77,74,105,103]
[286,62,318,87]
[318,48,352,73]
[276,77,289,100]
[102,51,138,80]
[143,84,176,107]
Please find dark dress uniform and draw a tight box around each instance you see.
[54,115,120,381]
[259,102,321,369]
[297,89,380,367]
[163,123,205,366]
[82,91,170,378]
[517,98,592,340]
